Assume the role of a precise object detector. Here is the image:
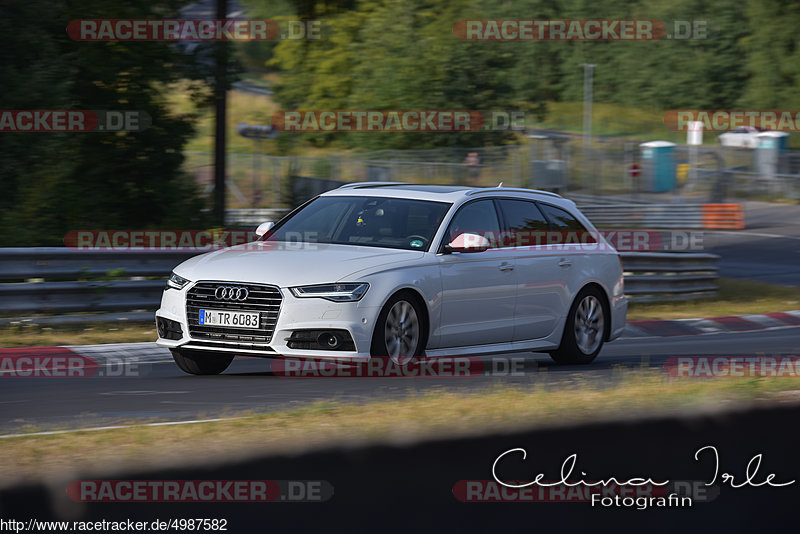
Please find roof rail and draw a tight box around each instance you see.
[465,187,563,198]
[336,181,409,190]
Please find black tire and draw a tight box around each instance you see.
[549,286,607,365]
[370,292,426,360]
[170,349,234,375]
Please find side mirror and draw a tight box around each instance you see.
[255,221,275,237]
[447,232,490,253]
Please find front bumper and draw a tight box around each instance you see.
[155,282,379,360]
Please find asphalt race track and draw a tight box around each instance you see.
[2,325,798,435]
[705,202,800,286]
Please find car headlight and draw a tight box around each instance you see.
[166,272,191,290]
[290,283,369,302]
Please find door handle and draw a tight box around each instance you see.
[499,262,514,272]
[558,258,572,268]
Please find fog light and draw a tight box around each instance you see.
[156,316,183,341]
[318,332,341,349]
[287,329,355,351]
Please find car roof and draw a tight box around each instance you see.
[322,182,572,207]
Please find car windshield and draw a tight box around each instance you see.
[262,195,452,251]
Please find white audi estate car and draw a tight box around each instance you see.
[156,184,627,374]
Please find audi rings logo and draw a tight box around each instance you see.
[215,286,249,301]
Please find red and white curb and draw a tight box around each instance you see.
[66,342,172,363]
[623,310,800,338]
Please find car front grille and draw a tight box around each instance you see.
[186,281,282,344]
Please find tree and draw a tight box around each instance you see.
[741,0,800,108]
[0,0,210,246]
[267,0,522,149]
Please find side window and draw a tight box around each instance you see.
[497,199,549,247]
[444,200,502,249]
[538,202,596,243]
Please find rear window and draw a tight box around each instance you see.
[498,199,549,232]
[497,199,549,247]
[538,202,596,243]
[538,203,586,231]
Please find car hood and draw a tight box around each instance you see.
[173,241,425,287]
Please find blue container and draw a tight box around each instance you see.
[757,131,789,151]
[640,141,676,192]
[755,131,790,177]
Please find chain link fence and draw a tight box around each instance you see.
[184,147,528,209]
[560,137,800,203]
[184,138,800,210]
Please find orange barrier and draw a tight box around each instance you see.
[702,203,744,230]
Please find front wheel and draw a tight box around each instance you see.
[171,349,234,375]
[371,293,426,362]
[549,287,606,365]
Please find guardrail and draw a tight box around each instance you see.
[579,203,744,230]
[0,248,198,315]
[0,248,719,318]
[622,252,720,302]
[0,248,195,281]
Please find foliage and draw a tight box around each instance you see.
[0,0,212,246]
[248,0,792,150]
[3,0,800,244]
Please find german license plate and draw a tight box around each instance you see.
[198,309,260,329]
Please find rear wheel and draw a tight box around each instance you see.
[171,349,234,375]
[549,287,606,365]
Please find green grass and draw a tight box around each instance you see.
[164,77,281,156]
[165,67,800,159]
[529,101,800,147]
[627,278,800,320]
[530,101,686,142]
[0,322,156,347]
